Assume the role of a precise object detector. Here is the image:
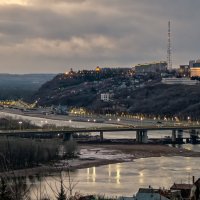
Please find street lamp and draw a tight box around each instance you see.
[174,116,179,122]
[140,117,143,126]
[163,117,167,125]
[44,120,48,129]
[18,121,22,130]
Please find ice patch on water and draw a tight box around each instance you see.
[79,148,134,161]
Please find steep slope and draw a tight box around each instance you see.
[34,72,200,119]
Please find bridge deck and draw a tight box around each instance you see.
[0,125,200,136]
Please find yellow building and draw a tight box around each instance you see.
[190,68,200,77]
[190,60,200,77]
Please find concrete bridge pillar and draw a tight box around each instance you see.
[190,129,198,144]
[171,130,176,142]
[136,130,140,143]
[142,130,148,144]
[136,130,142,143]
[177,129,183,143]
[100,131,104,141]
[136,130,148,143]
[63,132,73,141]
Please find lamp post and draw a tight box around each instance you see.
[187,116,190,122]
[140,117,143,126]
[18,121,22,130]
[164,117,167,125]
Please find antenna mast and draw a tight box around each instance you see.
[167,21,172,70]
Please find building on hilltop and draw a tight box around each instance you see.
[179,65,190,77]
[135,61,167,75]
[95,66,101,72]
[190,60,200,77]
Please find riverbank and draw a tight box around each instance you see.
[1,144,200,177]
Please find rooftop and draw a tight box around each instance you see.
[170,183,193,190]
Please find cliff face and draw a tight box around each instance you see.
[34,72,200,119]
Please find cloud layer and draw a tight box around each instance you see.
[0,0,200,73]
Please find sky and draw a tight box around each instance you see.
[0,0,200,73]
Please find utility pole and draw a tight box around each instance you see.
[167,21,172,70]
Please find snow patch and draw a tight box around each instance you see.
[79,148,134,161]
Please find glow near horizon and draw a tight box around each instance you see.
[0,0,29,5]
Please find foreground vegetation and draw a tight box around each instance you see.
[0,138,78,171]
[0,175,117,200]
[0,137,115,200]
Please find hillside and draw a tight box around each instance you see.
[34,71,200,120]
[126,84,200,119]
[34,68,133,106]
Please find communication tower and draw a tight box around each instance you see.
[167,21,172,70]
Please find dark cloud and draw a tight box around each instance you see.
[0,0,199,73]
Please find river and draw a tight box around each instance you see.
[1,111,200,199]
[29,156,200,199]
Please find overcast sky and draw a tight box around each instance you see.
[0,0,200,73]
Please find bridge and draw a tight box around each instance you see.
[0,124,200,143]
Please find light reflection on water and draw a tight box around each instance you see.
[31,156,200,199]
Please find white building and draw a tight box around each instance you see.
[162,78,199,85]
[101,93,111,102]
